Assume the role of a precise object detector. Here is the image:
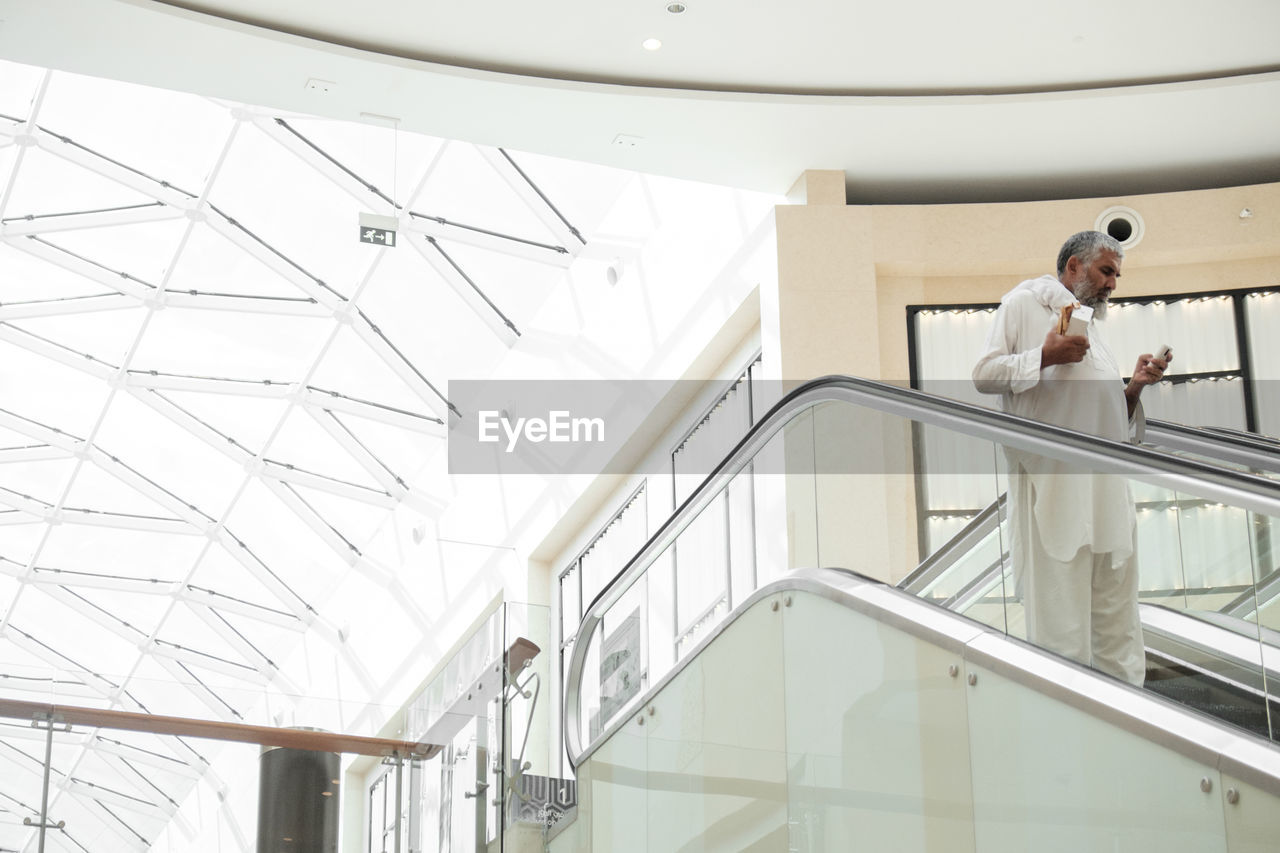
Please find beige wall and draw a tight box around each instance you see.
[778,178,1280,383]
[772,175,1280,578]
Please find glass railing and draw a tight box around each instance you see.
[400,601,558,851]
[564,376,1280,765]
[0,694,421,853]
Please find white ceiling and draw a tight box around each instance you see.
[2,0,1279,202]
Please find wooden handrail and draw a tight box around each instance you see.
[0,698,439,758]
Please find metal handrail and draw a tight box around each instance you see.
[563,375,1280,765]
[1146,418,1280,474]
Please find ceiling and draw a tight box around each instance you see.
[1,0,1278,203]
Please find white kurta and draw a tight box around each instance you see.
[972,274,1146,685]
[973,274,1137,576]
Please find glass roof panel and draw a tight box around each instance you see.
[89,391,250,518]
[305,323,443,416]
[125,305,332,380]
[413,141,563,246]
[349,239,509,378]
[182,544,309,618]
[218,479,350,605]
[317,410,441,489]
[36,70,232,197]
[269,113,447,212]
[33,523,203,586]
[0,146,166,220]
[502,148,632,237]
[134,388,292,459]
[163,220,323,302]
[10,308,148,370]
[33,219,193,288]
[0,338,114,437]
[56,461,190,521]
[206,124,384,298]
[424,238,564,328]
[0,457,76,508]
[0,242,121,303]
[264,405,390,489]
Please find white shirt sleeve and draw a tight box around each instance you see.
[972,292,1044,397]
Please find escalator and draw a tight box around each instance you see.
[902,414,1280,743]
[558,376,1280,853]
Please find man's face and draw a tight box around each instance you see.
[1069,249,1121,318]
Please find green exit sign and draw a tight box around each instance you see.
[359,213,398,247]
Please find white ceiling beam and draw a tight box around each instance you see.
[147,640,270,687]
[407,235,520,346]
[89,738,203,780]
[28,569,181,596]
[66,776,174,822]
[477,145,586,251]
[260,462,397,509]
[0,292,138,321]
[3,233,154,298]
[0,409,87,450]
[184,602,302,697]
[27,124,195,208]
[57,509,199,536]
[159,291,330,317]
[248,113,387,209]
[0,321,118,379]
[176,586,305,631]
[401,215,574,267]
[299,390,445,436]
[304,408,406,498]
[255,478,366,567]
[123,371,293,399]
[0,204,183,237]
[36,586,165,644]
[0,490,53,516]
[203,214,346,310]
[0,510,45,527]
[0,444,67,463]
[84,447,210,529]
[344,314,452,422]
[209,528,316,619]
[127,387,255,464]
[3,629,119,700]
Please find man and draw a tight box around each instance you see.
[972,230,1169,686]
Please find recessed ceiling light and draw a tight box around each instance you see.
[667,2,687,12]
[642,38,662,51]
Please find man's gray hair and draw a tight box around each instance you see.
[1056,230,1124,276]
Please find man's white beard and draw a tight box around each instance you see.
[1071,277,1109,320]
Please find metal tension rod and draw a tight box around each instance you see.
[0,698,439,758]
[26,711,70,853]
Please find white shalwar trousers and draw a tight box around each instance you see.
[1022,521,1146,687]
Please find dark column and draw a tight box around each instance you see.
[257,744,340,853]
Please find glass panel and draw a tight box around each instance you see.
[648,594,787,852]
[967,663,1229,852]
[783,593,973,851]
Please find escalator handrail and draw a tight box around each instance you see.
[1146,418,1280,474]
[563,374,1280,764]
[899,415,1280,619]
